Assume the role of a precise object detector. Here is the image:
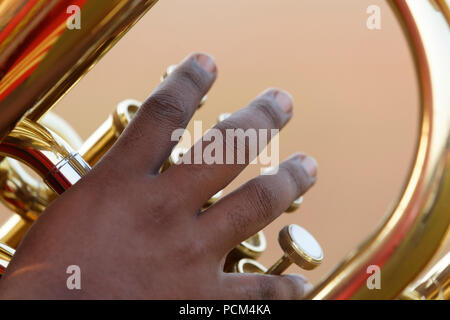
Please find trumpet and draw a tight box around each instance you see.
[0,0,448,299]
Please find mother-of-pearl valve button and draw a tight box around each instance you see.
[266,224,323,275]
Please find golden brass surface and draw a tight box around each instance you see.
[0,215,30,248]
[0,0,447,300]
[0,0,159,140]
[0,159,52,221]
[0,119,90,194]
[224,231,267,272]
[407,252,450,300]
[0,0,158,252]
[0,112,81,219]
[0,242,14,273]
[159,147,189,173]
[285,196,303,213]
[235,231,267,259]
[233,259,267,274]
[162,64,207,108]
[307,0,450,299]
[0,112,83,247]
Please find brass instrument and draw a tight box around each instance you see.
[0,0,448,299]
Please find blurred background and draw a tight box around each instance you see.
[1,0,448,285]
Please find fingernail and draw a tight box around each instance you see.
[274,90,293,113]
[297,154,318,179]
[195,53,217,74]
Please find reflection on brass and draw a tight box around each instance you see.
[0,0,158,253]
[224,231,267,272]
[0,0,159,139]
[0,243,15,274]
[0,118,91,248]
[0,159,53,221]
[0,215,30,249]
[233,258,268,274]
[0,119,91,194]
[0,0,447,300]
[159,147,189,173]
[0,112,84,247]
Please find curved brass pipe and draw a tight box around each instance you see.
[0,119,90,248]
[0,159,52,221]
[0,0,447,298]
[0,112,83,219]
[0,112,83,247]
[0,0,159,140]
[0,243,14,275]
[0,119,90,195]
[0,100,140,248]
[400,252,450,300]
[308,0,450,299]
[0,159,54,247]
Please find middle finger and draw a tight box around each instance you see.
[162,88,293,210]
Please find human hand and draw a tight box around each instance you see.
[0,53,317,299]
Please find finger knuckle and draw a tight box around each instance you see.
[280,162,311,196]
[245,179,275,222]
[176,65,208,93]
[251,96,284,128]
[143,89,190,127]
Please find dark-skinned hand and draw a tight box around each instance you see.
[0,53,317,299]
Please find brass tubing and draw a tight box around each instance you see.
[0,119,90,195]
[308,0,450,299]
[0,100,139,249]
[0,159,56,220]
[0,112,83,247]
[407,252,450,300]
[0,215,30,248]
[0,242,14,275]
[266,255,292,276]
[0,0,159,140]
